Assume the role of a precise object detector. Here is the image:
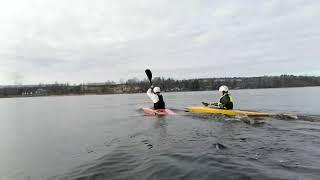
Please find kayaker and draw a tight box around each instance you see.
[147,85,165,109]
[218,85,233,109]
[202,85,233,109]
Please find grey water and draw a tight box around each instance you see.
[0,87,320,180]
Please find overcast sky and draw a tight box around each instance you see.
[0,0,319,84]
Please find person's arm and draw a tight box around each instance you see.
[218,96,225,108]
[147,88,159,103]
[202,102,220,108]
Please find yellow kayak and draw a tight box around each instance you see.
[185,106,272,117]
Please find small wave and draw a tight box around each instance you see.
[297,114,320,122]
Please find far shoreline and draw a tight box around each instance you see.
[1,85,319,99]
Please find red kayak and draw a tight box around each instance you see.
[142,107,176,116]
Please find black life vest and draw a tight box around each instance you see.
[154,94,165,109]
[219,94,233,110]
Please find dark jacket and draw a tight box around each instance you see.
[154,94,165,109]
[219,94,233,110]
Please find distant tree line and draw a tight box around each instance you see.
[127,75,320,92]
[0,75,319,98]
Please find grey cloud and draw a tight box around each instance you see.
[0,0,319,84]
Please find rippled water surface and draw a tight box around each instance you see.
[1,87,320,180]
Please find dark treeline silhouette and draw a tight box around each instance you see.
[0,75,319,98]
[131,75,320,92]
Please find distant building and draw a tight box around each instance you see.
[35,88,47,96]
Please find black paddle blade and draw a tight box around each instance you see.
[145,69,152,83]
[201,102,209,106]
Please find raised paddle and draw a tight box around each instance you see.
[145,69,153,85]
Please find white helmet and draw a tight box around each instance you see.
[153,87,161,93]
[219,85,229,92]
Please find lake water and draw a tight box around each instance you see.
[0,87,320,180]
